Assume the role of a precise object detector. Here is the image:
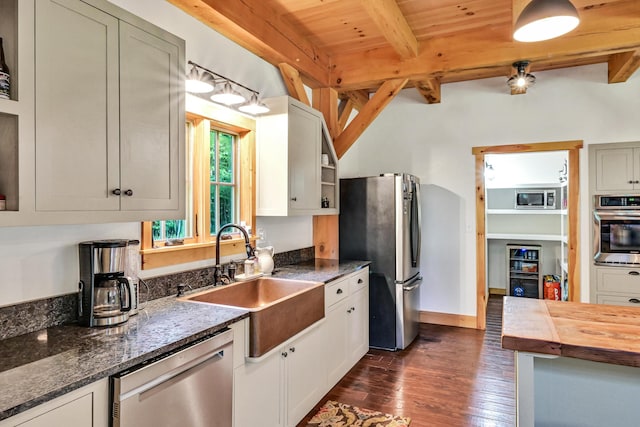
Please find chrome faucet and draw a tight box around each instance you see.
[214,223,254,285]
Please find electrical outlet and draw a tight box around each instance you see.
[257,228,266,240]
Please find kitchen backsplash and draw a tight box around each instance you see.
[0,246,315,340]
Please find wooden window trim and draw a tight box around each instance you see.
[141,95,256,270]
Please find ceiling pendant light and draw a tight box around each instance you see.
[513,0,580,42]
[507,61,536,93]
[211,81,246,106]
[185,65,215,93]
[238,93,270,115]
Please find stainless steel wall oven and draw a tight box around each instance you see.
[594,195,640,265]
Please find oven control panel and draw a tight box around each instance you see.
[596,195,640,209]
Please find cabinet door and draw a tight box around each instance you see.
[35,0,120,211]
[0,379,108,427]
[286,323,326,427]
[15,394,92,427]
[288,104,320,213]
[325,299,350,387]
[234,351,282,427]
[595,267,640,294]
[119,22,182,213]
[595,148,635,192]
[348,288,369,365]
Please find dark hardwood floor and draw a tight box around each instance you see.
[298,295,515,427]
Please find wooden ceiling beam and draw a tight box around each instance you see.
[167,0,331,88]
[341,90,370,111]
[608,49,640,83]
[414,78,441,104]
[360,0,418,59]
[331,2,640,90]
[312,88,339,140]
[278,63,310,106]
[338,99,354,131]
[334,78,408,159]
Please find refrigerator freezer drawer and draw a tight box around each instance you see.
[396,276,422,350]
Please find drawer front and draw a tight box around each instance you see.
[596,293,640,307]
[325,277,349,308]
[595,267,640,294]
[350,268,369,293]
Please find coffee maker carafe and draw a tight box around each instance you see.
[78,240,133,327]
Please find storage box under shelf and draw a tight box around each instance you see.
[507,244,542,298]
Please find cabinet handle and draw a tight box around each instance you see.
[124,189,134,196]
[635,180,640,184]
[629,180,635,184]
[336,288,343,294]
[629,298,640,304]
[358,279,363,284]
[289,347,295,353]
[347,308,352,313]
[351,306,356,312]
[291,197,297,201]
[112,188,122,196]
[629,271,640,276]
[282,351,288,358]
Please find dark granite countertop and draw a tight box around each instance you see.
[0,259,369,421]
[273,259,370,283]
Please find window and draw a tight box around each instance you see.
[140,95,256,270]
[209,129,237,236]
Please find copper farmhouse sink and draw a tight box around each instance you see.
[182,277,324,357]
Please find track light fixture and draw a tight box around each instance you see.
[513,0,580,42]
[185,61,269,115]
[507,61,536,94]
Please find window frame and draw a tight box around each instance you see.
[140,95,256,270]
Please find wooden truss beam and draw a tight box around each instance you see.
[360,0,418,59]
[608,49,640,83]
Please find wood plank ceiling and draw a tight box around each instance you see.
[169,0,640,153]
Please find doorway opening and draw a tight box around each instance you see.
[472,141,583,330]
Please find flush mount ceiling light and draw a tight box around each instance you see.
[513,0,580,42]
[507,61,536,94]
[185,60,270,115]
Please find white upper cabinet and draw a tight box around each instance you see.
[256,96,338,216]
[35,0,120,212]
[31,0,184,223]
[592,144,640,193]
[119,21,181,212]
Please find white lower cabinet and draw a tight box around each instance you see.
[0,379,108,427]
[325,268,369,386]
[233,267,370,427]
[592,266,640,307]
[233,321,326,427]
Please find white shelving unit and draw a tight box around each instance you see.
[486,183,568,299]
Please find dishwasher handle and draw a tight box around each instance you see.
[119,347,227,402]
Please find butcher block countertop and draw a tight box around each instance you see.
[501,296,640,368]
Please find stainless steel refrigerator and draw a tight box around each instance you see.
[339,173,422,350]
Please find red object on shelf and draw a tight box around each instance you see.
[544,276,561,300]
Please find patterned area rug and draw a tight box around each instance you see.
[306,400,411,426]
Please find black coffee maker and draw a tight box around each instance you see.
[78,240,133,327]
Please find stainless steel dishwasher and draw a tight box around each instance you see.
[112,328,233,427]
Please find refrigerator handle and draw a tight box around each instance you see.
[410,180,422,267]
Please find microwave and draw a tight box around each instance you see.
[515,189,556,209]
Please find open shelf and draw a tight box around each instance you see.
[487,209,562,215]
[487,233,563,241]
[0,0,18,101]
[0,112,18,211]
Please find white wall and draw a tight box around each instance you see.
[0,0,311,308]
[485,151,567,188]
[339,63,640,315]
